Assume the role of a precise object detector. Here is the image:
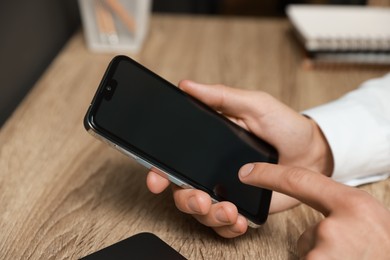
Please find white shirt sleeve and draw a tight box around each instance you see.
[303,73,390,186]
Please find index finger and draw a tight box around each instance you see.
[239,163,349,215]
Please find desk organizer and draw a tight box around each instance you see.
[78,0,152,53]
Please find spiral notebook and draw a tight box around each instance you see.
[286,5,390,65]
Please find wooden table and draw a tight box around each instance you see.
[1,15,389,259]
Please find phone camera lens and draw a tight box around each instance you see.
[103,79,117,101]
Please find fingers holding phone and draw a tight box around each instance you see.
[146,169,248,238]
[146,168,301,238]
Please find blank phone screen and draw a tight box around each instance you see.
[89,56,277,224]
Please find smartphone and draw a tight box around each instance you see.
[84,55,278,226]
[80,232,186,259]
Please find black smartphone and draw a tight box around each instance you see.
[80,232,187,260]
[84,55,278,226]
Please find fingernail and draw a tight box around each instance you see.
[239,163,254,178]
[179,80,197,91]
[180,80,195,88]
[216,208,230,223]
[188,196,202,214]
[231,216,247,234]
[185,80,195,85]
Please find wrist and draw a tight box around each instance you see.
[308,119,334,176]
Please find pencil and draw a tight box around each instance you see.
[104,0,137,34]
[94,0,119,44]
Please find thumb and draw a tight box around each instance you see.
[178,80,255,116]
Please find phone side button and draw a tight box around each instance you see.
[179,183,194,189]
[135,158,152,170]
[164,174,193,189]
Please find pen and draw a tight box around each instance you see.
[94,0,119,44]
[104,0,137,34]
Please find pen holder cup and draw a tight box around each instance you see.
[78,0,152,53]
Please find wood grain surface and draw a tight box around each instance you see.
[0,15,389,259]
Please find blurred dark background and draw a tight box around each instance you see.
[0,0,371,127]
[153,0,366,16]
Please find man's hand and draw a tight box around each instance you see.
[146,80,333,237]
[239,163,390,259]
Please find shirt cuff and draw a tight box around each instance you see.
[303,75,390,186]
